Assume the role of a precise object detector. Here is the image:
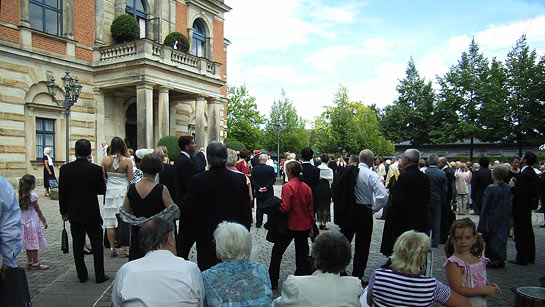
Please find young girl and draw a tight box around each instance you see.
[19,174,48,270]
[443,218,501,306]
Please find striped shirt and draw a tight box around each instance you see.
[368,268,450,307]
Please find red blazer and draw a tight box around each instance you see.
[279,177,315,231]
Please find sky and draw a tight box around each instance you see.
[224,0,545,124]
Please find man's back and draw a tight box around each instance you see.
[173,153,194,205]
[59,158,106,223]
[425,166,447,203]
[471,168,492,204]
[251,164,275,199]
[391,165,430,235]
[112,250,204,306]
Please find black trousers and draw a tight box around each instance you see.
[177,216,196,259]
[513,206,535,264]
[255,197,265,226]
[340,205,373,278]
[70,221,105,282]
[269,229,310,288]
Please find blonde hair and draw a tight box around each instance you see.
[391,230,430,275]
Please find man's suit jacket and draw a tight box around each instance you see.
[443,166,455,205]
[471,167,492,205]
[391,165,430,237]
[302,162,320,210]
[159,163,176,202]
[173,152,195,206]
[250,163,276,199]
[193,151,207,174]
[333,165,358,229]
[183,166,251,270]
[512,166,540,210]
[250,155,260,168]
[59,158,106,223]
[425,166,447,208]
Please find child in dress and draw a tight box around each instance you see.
[19,174,48,270]
[443,218,501,306]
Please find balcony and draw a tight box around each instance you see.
[95,39,222,80]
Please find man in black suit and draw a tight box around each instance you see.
[509,151,539,265]
[250,154,276,228]
[250,150,261,168]
[438,156,455,243]
[174,136,197,258]
[390,149,430,240]
[193,147,207,174]
[300,147,320,215]
[58,139,108,283]
[183,141,251,271]
[470,157,492,215]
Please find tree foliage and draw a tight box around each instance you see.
[263,91,310,156]
[313,86,394,156]
[380,58,437,146]
[226,85,265,150]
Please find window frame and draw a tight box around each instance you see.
[125,0,147,38]
[29,0,63,37]
[192,20,207,58]
[36,117,56,160]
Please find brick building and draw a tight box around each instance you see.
[0,0,230,184]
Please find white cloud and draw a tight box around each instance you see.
[362,38,396,57]
[475,16,545,52]
[306,45,361,72]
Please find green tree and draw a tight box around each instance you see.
[435,39,489,161]
[504,35,545,155]
[313,86,394,156]
[226,85,264,150]
[380,58,436,146]
[480,57,509,143]
[264,90,310,157]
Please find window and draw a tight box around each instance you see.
[36,118,55,160]
[192,20,207,57]
[29,0,63,36]
[125,0,147,38]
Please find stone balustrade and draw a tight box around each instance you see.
[96,39,221,80]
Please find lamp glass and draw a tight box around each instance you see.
[72,79,82,98]
[61,72,72,89]
[47,79,57,97]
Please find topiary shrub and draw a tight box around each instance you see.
[225,140,246,152]
[164,32,190,53]
[157,136,180,161]
[110,14,140,43]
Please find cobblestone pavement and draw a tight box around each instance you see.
[12,185,545,306]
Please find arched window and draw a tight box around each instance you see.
[192,19,207,58]
[125,0,147,38]
[29,0,63,36]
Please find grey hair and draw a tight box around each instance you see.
[153,147,164,159]
[403,149,420,164]
[206,141,227,168]
[288,152,296,160]
[139,217,172,252]
[349,154,359,164]
[259,154,268,161]
[226,148,238,167]
[438,157,448,165]
[359,149,374,164]
[428,154,438,165]
[214,221,252,261]
[311,230,352,273]
[43,147,52,155]
[473,163,479,170]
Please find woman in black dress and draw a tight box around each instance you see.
[121,153,174,260]
[43,147,55,197]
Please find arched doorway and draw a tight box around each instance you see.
[125,103,137,150]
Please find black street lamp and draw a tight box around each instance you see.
[270,120,286,178]
[47,71,82,164]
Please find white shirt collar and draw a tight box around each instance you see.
[180,151,190,159]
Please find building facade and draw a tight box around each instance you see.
[0,0,230,184]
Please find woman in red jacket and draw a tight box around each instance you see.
[269,160,315,289]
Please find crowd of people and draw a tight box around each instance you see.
[1,135,545,306]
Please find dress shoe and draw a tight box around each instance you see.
[83,248,92,255]
[486,261,505,269]
[96,275,110,284]
[79,277,89,283]
[508,260,527,266]
[540,225,545,228]
[361,279,369,287]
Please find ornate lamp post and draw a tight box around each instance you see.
[47,72,82,164]
[270,120,286,178]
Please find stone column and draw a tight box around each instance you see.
[94,88,106,163]
[63,0,74,39]
[169,0,176,33]
[158,87,170,140]
[137,82,154,148]
[95,0,105,45]
[195,96,206,149]
[207,97,219,142]
[114,0,125,17]
[19,0,30,26]
[19,0,31,50]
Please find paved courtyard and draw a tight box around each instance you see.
[12,185,545,306]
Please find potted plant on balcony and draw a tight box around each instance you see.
[164,32,190,53]
[110,14,140,43]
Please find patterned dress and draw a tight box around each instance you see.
[21,192,47,250]
[202,260,272,306]
[443,255,489,307]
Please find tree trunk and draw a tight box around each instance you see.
[469,137,474,163]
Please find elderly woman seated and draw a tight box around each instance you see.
[201,222,272,306]
[366,230,470,307]
[272,230,363,306]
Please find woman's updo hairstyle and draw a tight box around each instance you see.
[285,160,302,179]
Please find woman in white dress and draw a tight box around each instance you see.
[101,137,133,257]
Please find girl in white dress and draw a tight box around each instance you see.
[101,137,133,257]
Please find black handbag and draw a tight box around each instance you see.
[61,221,69,254]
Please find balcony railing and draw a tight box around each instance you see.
[96,39,222,80]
